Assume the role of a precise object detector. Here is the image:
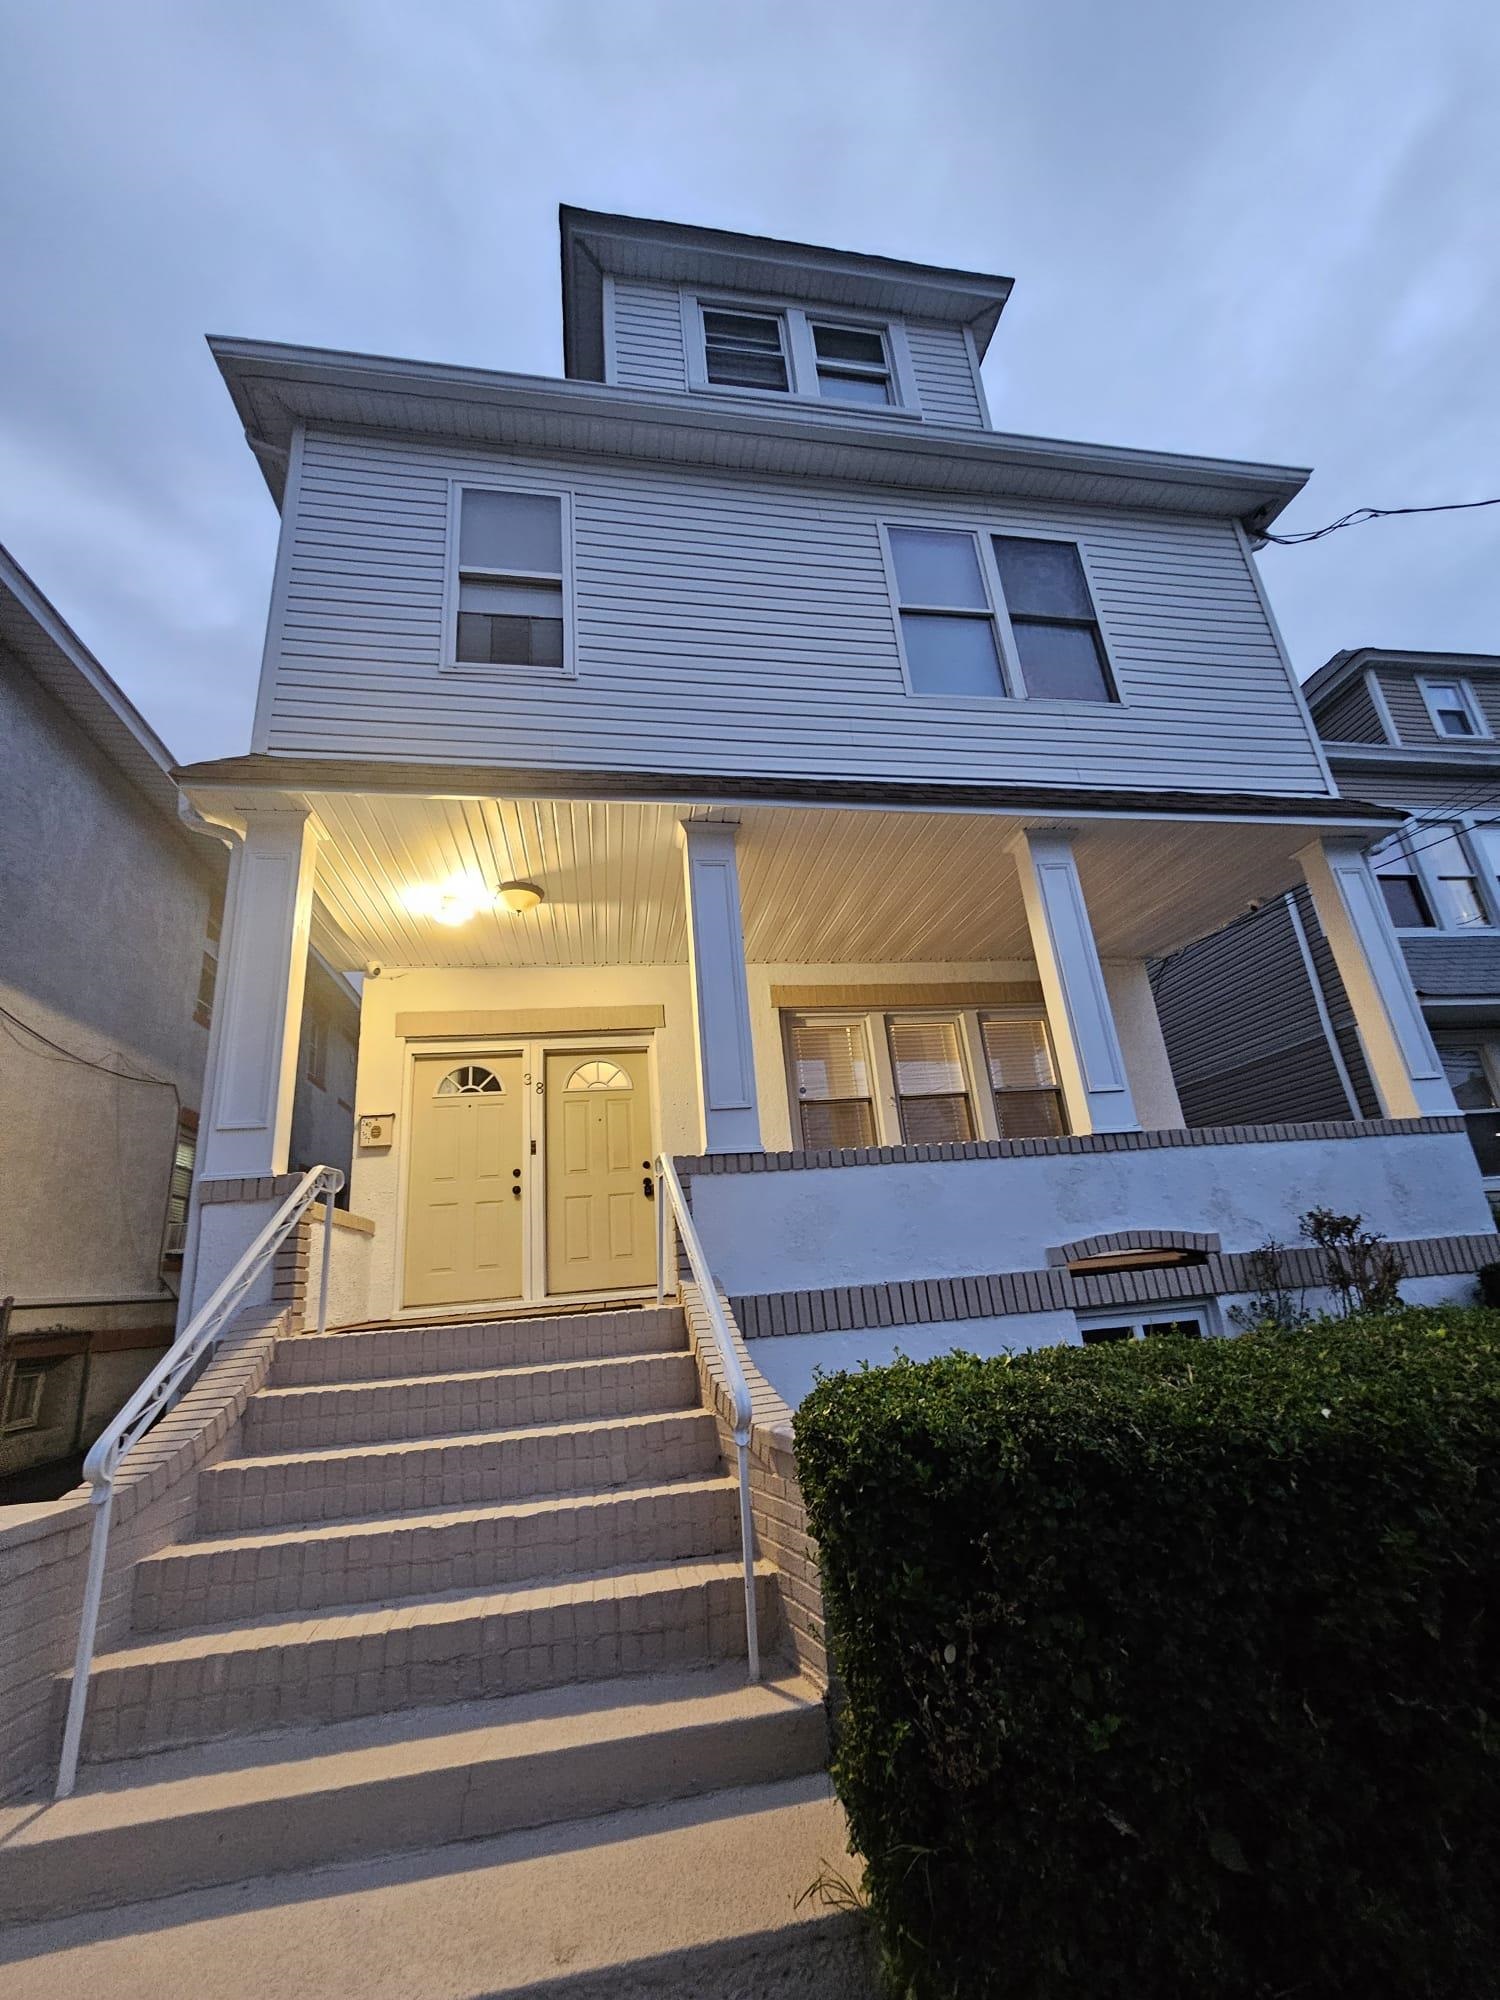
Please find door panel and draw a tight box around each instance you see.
[404,1055,524,1307]
[545,1050,654,1294]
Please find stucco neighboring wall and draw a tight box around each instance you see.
[0,651,214,1307]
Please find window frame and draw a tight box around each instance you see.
[1073,1304,1212,1346]
[1372,816,1500,935]
[1418,675,1490,742]
[163,1113,198,1257]
[878,517,1124,707]
[441,478,578,680]
[978,1006,1071,1139]
[782,1011,881,1150]
[880,522,1013,700]
[883,1012,980,1146]
[682,291,922,415]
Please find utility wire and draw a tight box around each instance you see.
[1262,497,1500,546]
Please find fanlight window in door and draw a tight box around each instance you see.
[435,1064,505,1096]
[564,1060,631,1091]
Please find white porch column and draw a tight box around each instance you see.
[679,818,762,1153]
[1011,830,1139,1134]
[1297,836,1455,1118]
[198,804,319,1179]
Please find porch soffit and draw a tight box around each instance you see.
[214,790,1352,973]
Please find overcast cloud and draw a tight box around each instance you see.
[2,0,1497,764]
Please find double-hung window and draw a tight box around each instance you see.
[991,536,1117,703]
[1372,820,1496,932]
[702,308,791,391]
[163,1115,197,1255]
[785,1016,877,1148]
[887,527,1008,696]
[980,1012,1068,1137]
[1371,833,1435,929]
[1418,676,1489,740]
[452,487,569,672]
[809,321,893,405]
[691,299,915,409]
[886,1017,974,1143]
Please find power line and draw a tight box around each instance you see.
[1262,497,1500,546]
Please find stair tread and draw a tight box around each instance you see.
[143,1476,737,1560]
[1,1666,821,1839]
[215,1406,712,1471]
[255,1351,690,1401]
[0,1776,859,2000]
[89,1555,774,1666]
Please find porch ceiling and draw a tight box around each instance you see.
[283,790,1334,973]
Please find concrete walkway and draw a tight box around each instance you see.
[0,1775,876,1999]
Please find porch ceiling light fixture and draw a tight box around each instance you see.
[496,879,545,914]
[400,873,494,927]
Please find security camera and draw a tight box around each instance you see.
[364,960,384,979]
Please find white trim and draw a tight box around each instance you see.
[681,288,924,417]
[600,273,618,387]
[1233,522,1339,798]
[878,518,1011,701]
[1419,674,1491,742]
[1283,890,1363,1118]
[962,324,993,430]
[987,522,1126,706]
[1362,667,1399,746]
[439,477,578,681]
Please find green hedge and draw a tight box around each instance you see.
[794,1309,1500,2000]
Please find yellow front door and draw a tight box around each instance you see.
[404,1056,524,1308]
[545,1051,655,1294]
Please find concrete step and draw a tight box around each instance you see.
[0,1774,873,2000]
[272,1304,687,1387]
[197,1408,722,1532]
[0,1667,828,1923]
[243,1351,699,1454]
[132,1478,740,1631]
[72,1557,782,1760]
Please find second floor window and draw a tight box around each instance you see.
[1372,819,1498,932]
[452,487,569,672]
[991,536,1116,703]
[888,526,1008,697]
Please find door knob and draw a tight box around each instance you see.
[642,1176,655,1200]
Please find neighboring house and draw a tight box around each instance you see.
[1153,647,1500,1213]
[171,206,1492,1397]
[0,549,215,1482]
[0,547,357,1487]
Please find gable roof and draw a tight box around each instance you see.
[0,543,184,830]
[560,205,1015,382]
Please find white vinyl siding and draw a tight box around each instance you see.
[263,428,1331,795]
[904,321,986,426]
[608,279,689,392]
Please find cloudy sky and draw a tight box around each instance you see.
[2,0,1497,764]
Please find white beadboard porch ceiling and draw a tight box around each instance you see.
[299,791,1325,972]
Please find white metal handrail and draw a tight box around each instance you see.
[55,1163,345,1799]
[654,1153,760,1682]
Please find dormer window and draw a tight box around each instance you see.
[687,296,919,411]
[1419,676,1489,740]
[702,308,790,392]
[810,322,893,406]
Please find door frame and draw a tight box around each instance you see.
[395,1029,660,1317]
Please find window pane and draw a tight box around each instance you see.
[703,309,783,351]
[1081,1324,1134,1345]
[993,1089,1066,1139]
[787,1019,871,1102]
[1012,620,1115,703]
[459,578,564,618]
[887,1018,966,1097]
[1435,875,1485,927]
[888,527,988,609]
[992,536,1094,620]
[813,324,886,366]
[1143,1319,1203,1339]
[1433,1037,1498,1111]
[899,1095,974,1144]
[456,612,564,668]
[1378,874,1433,928]
[981,1016,1058,1091]
[818,370,892,406]
[902,613,1006,696]
[799,1099,877,1148]
[459,490,562,574]
[706,349,790,390]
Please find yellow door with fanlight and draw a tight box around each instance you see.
[404,1057,524,1307]
[545,1052,655,1294]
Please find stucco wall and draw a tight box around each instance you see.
[0,652,215,1308]
[688,1128,1491,1300]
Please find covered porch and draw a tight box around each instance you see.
[174,762,1478,1355]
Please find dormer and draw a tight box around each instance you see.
[560,207,1011,429]
[1304,648,1500,752]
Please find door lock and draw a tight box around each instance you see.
[642,1176,655,1200]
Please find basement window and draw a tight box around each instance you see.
[1077,1309,1207,1345]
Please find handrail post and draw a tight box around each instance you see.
[655,1170,668,1307]
[733,1428,761,1682]
[317,1183,336,1336]
[55,1484,115,1800]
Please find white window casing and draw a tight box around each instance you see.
[1417,676,1490,740]
[683,291,923,414]
[443,480,576,678]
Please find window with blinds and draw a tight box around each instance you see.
[885,1017,974,1144]
[785,1017,876,1148]
[980,1013,1068,1138]
[163,1119,198,1254]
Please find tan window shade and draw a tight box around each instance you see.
[786,1018,876,1148]
[886,1017,973,1145]
[981,1013,1068,1139]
